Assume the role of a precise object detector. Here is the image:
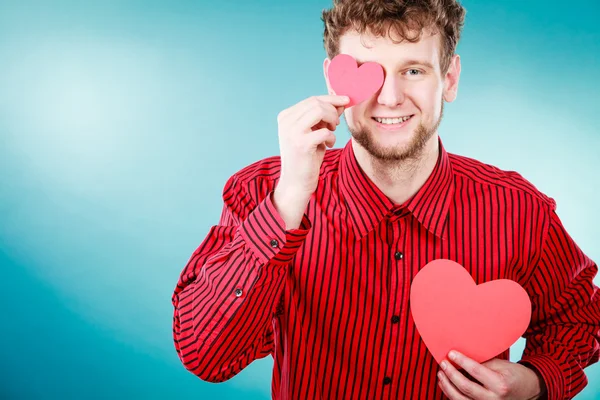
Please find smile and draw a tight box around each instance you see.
[371,115,414,130]
[373,115,413,124]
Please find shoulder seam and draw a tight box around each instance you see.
[449,153,556,210]
[453,169,556,211]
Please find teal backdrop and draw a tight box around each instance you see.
[0,0,598,398]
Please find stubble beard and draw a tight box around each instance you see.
[348,100,444,164]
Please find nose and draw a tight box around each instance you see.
[376,73,405,108]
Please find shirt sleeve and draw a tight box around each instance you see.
[171,173,312,382]
[518,207,600,400]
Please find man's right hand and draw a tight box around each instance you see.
[273,95,350,230]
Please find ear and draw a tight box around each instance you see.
[443,54,461,103]
[323,57,335,95]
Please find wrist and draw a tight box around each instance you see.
[275,180,312,201]
[521,362,547,400]
[272,186,311,230]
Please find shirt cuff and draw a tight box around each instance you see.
[239,190,311,265]
[518,355,565,400]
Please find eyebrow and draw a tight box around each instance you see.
[400,60,435,69]
[356,58,435,70]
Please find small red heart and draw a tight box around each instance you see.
[327,54,384,107]
[410,259,532,364]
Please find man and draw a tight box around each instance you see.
[172,0,600,399]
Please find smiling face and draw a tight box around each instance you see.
[324,28,461,162]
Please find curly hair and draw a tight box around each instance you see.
[322,0,466,75]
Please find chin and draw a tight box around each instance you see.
[350,115,435,162]
[372,128,415,149]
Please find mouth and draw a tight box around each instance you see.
[371,115,415,130]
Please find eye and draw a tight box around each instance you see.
[406,69,422,76]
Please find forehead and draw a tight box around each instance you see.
[338,28,441,70]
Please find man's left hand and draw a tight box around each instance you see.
[437,350,546,400]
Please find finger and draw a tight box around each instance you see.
[440,359,492,400]
[294,103,340,133]
[312,119,337,132]
[291,95,350,118]
[438,371,470,400]
[313,94,350,106]
[307,128,336,149]
[449,351,502,391]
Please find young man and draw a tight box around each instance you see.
[172,1,600,399]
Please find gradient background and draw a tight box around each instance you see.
[1,0,598,398]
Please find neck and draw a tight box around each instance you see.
[352,134,440,205]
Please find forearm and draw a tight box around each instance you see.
[172,189,312,382]
[173,241,287,381]
[520,209,600,400]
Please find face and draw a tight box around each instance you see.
[324,28,461,162]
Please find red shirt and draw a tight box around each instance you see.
[172,137,600,400]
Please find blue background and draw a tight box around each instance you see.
[0,0,598,398]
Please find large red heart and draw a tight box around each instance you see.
[410,259,532,365]
[327,54,384,107]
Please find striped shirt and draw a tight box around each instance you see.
[172,136,600,400]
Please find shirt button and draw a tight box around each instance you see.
[383,376,392,385]
[270,239,279,248]
[391,315,400,324]
[234,288,243,297]
[394,251,403,260]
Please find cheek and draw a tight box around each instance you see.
[413,88,442,115]
[344,108,362,127]
[413,81,442,106]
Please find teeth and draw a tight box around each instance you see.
[374,115,412,124]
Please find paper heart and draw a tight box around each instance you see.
[327,53,384,107]
[410,259,531,365]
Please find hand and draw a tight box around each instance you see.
[276,94,349,196]
[273,95,349,229]
[437,350,546,400]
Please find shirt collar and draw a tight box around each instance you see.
[338,136,455,240]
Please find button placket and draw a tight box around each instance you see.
[384,221,404,391]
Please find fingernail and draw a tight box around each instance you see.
[440,361,447,370]
[449,351,457,361]
[438,371,444,380]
